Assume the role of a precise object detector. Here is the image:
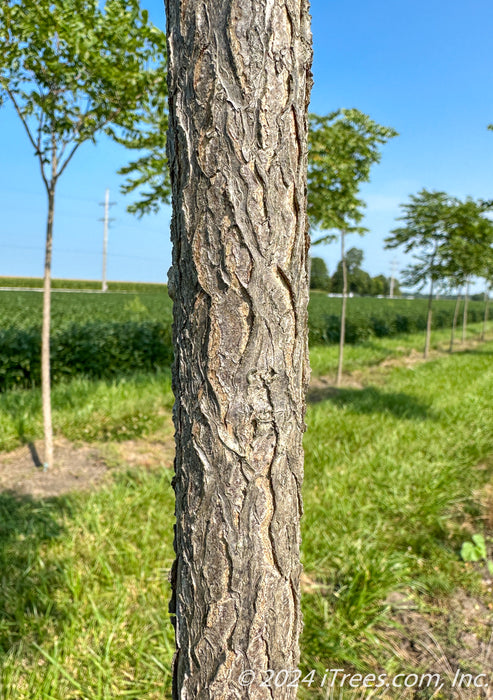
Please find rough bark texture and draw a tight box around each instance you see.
[165,0,312,697]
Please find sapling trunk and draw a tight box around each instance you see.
[481,289,490,341]
[42,189,55,469]
[336,230,347,387]
[424,277,434,359]
[449,293,461,353]
[462,279,470,343]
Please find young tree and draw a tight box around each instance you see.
[482,281,492,341]
[385,190,460,358]
[0,0,166,468]
[480,252,493,340]
[308,110,397,385]
[440,198,493,344]
[330,247,371,295]
[165,0,312,696]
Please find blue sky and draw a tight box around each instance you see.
[1,0,493,288]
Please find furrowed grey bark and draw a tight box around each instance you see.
[164,0,312,697]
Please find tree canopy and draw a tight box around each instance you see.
[386,190,493,291]
[385,190,458,290]
[439,198,493,290]
[308,109,398,242]
[0,0,166,196]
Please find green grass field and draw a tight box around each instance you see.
[0,277,167,293]
[0,288,172,330]
[0,279,485,337]
[1,323,492,698]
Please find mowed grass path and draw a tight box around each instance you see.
[0,335,493,697]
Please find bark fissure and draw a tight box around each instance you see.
[166,0,312,696]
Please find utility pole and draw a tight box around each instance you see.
[99,188,115,292]
[389,257,397,298]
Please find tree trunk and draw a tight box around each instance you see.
[42,189,55,469]
[336,230,347,387]
[424,277,434,359]
[481,289,489,341]
[449,293,461,353]
[165,1,312,697]
[462,279,470,343]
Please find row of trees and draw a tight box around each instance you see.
[0,0,401,453]
[4,1,492,462]
[2,1,493,695]
[386,190,493,357]
[310,249,401,297]
[1,2,312,695]
[3,0,492,472]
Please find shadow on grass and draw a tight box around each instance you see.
[0,491,71,653]
[307,385,433,420]
[453,347,493,356]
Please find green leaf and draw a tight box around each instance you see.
[460,535,488,563]
[461,541,480,562]
[471,533,487,559]
[0,0,167,191]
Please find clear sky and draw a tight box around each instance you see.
[1,0,493,288]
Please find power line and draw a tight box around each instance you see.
[0,242,165,263]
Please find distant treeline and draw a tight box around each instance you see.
[310,249,401,296]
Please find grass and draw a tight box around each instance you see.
[301,344,493,680]
[1,335,493,697]
[309,319,487,376]
[0,371,174,452]
[0,470,176,699]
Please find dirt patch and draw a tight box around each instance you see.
[379,347,429,370]
[307,336,492,397]
[307,373,364,403]
[386,588,493,699]
[0,438,107,498]
[0,436,174,499]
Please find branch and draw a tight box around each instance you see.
[57,140,83,180]
[6,87,38,151]
[6,87,50,191]
[57,101,131,180]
